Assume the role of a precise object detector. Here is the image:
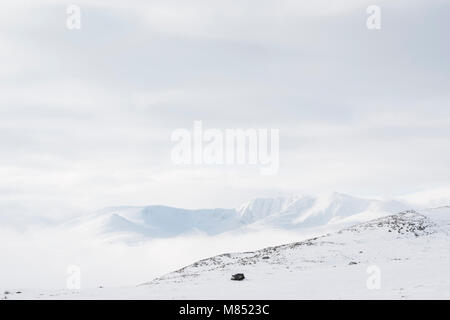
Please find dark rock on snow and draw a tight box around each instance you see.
[231,273,245,281]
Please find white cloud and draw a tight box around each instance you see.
[0,0,450,219]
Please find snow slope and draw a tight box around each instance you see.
[7,207,449,299]
[137,208,450,299]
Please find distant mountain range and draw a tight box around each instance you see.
[67,193,410,241]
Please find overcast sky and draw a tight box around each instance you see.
[1,0,450,222]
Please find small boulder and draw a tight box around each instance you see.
[231,273,245,281]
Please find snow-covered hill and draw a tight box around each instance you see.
[69,193,409,241]
[135,207,449,299]
[7,206,449,299]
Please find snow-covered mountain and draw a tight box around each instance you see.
[69,193,409,241]
[69,205,242,239]
[239,193,407,229]
[9,206,449,299]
